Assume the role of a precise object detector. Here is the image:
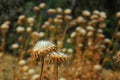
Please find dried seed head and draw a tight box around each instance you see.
[16,26,25,33]
[90,14,99,20]
[31,74,39,80]
[47,9,56,15]
[99,23,106,29]
[67,48,73,54]
[76,16,86,23]
[28,69,35,75]
[33,6,40,12]
[93,10,100,15]
[39,32,45,38]
[76,27,86,36]
[62,48,67,53]
[70,31,77,38]
[1,23,9,30]
[86,26,94,31]
[64,15,72,21]
[114,51,120,63]
[39,3,46,9]
[31,32,39,39]
[11,43,19,49]
[18,15,26,21]
[22,65,29,72]
[56,8,63,14]
[54,18,63,24]
[29,40,57,57]
[87,31,94,37]
[104,38,111,44]
[99,11,107,19]
[26,27,32,32]
[59,77,66,80]
[19,60,26,66]
[116,12,120,18]
[57,40,63,49]
[4,21,10,25]
[82,10,91,17]
[56,15,63,19]
[50,52,68,62]
[27,17,34,25]
[67,38,72,44]
[64,9,71,15]
[94,64,102,70]
[69,20,76,26]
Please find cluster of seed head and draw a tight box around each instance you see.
[29,40,68,62]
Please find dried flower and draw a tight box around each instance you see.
[29,40,57,57]
[49,52,68,62]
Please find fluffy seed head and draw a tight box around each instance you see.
[29,40,57,57]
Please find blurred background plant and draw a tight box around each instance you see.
[0,0,120,80]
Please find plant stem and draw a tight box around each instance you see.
[55,62,58,80]
[40,56,44,80]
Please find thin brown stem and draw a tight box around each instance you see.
[107,24,120,54]
[62,24,69,42]
[55,62,58,80]
[40,56,44,80]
